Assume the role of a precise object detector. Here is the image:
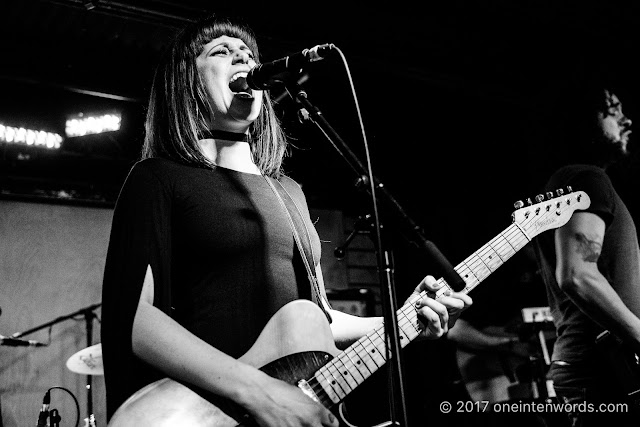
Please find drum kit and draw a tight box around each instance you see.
[0,339,102,427]
[456,306,557,404]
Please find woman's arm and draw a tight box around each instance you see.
[328,309,383,349]
[132,265,339,427]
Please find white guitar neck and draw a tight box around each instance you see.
[314,222,530,404]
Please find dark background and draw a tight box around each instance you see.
[1,1,639,425]
[2,0,639,261]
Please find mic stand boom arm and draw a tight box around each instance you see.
[288,87,466,291]
[286,84,465,427]
[10,302,102,339]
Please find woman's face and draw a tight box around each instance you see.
[196,35,263,132]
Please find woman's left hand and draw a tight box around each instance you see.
[405,275,472,339]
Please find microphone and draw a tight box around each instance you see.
[246,43,335,90]
[0,335,47,347]
[36,389,50,427]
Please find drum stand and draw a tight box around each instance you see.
[82,308,99,427]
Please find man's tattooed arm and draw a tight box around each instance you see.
[573,232,603,263]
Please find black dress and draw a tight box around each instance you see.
[100,157,322,419]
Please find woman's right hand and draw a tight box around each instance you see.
[243,374,339,427]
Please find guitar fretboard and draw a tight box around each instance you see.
[312,222,530,405]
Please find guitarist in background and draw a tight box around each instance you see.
[100,15,472,427]
[534,85,639,426]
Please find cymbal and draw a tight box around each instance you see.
[66,343,103,375]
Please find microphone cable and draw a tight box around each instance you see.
[37,386,80,427]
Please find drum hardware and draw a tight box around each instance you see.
[520,306,555,399]
[66,343,103,376]
[10,302,102,426]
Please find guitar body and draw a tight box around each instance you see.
[108,300,341,427]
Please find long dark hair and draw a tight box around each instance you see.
[537,83,617,169]
[141,15,287,177]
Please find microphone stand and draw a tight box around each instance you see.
[84,308,97,423]
[285,81,465,427]
[11,302,101,424]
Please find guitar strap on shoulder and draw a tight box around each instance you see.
[263,176,333,324]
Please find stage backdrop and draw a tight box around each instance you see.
[0,198,347,427]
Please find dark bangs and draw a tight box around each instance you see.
[188,17,260,63]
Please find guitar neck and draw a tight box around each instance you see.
[312,222,531,405]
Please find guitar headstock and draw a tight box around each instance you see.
[512,186,591,238]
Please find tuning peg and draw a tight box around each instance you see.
[556,188,564,197]
[514,200,524,209]
[535,194,544,203]
[546,191,554,200]
[566,185,573,193]
[526,197,533,206]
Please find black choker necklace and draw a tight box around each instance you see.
[199,129,249,142]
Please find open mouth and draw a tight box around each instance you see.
[229,72,253,99]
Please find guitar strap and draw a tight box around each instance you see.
[263,176,333,324]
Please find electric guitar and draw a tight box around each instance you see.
[108,189,590,427]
